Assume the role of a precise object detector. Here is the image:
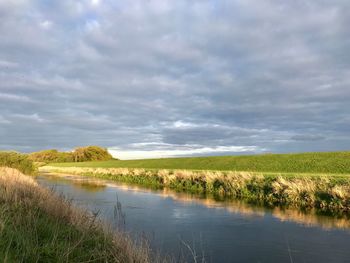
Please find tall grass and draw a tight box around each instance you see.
[42,166,350,214]
[50,151,350,174]
[0,168,166,262]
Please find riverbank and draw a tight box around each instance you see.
[36,170,350,263]
[0,167,162,262]
[39,172,350,230]
[41,166,350,214]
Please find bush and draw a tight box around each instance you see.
[0,152,35,175]
[28,146,113,163]
[72,146,113,162]
[28,149,73,163]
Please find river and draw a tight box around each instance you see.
[37,172,350,263]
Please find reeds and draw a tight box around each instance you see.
[0,167,166,262]
[42,166,350,213]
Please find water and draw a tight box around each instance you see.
[37,173,350,263]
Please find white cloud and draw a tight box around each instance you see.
[91,0,100,7]
[173,120,198,128]
[39,20,53,30]
[109,145,261,160]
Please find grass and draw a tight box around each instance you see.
[42,166,350,214]
[50,151,350,174]
[0,167,166,263]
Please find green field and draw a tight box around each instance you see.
[50,151,350,174]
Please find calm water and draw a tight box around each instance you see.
[37,173,350,263]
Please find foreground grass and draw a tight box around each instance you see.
[0,167,163,263]
[50,151,350,174]
[42,166,350,215]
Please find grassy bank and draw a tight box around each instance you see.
[50,151,350,174]
[0,167,163,262]
[42,166,350,214]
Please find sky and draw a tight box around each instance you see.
[0,0,349,159]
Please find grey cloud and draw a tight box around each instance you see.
[290,135,325,142]
[0,0,349,157]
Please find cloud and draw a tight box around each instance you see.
[109,145,261,160]
[290,135,325,142]
[0,93,32,102]
[0,116,10,124]
[0,60,18,68]
[0,0,349,158]
[39,20,53,30]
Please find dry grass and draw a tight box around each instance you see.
[0,167,167,263]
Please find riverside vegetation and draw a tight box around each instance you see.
[0,153,165,263]
[28,146,114,163]
[0,152,36,175]
[45,151,350,214]
[42,166,350,214]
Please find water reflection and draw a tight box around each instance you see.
[39,173,107,192]
[39,172,350,230]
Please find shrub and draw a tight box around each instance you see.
[28,149,73,163]
[72,146,113,162]
[28,146,113,163]
[0,152,35,175]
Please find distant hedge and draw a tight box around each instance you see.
[28,146,113,163]
[72,146,113,162]
[0,152,36,175]
[28,149,73,163]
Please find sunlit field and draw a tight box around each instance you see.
[51,151,350,174]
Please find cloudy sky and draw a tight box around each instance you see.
[0,0,349,159]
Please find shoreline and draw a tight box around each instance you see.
[39,171,350,230]
[41,166,350,215]
[0,167,163,262]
